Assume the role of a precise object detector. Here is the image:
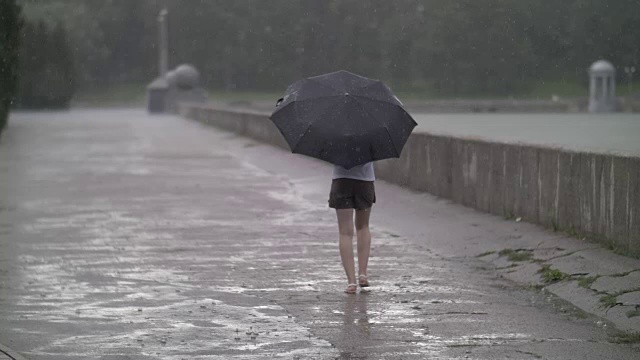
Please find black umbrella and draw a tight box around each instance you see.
[269,70,417,169]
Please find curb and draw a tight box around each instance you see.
[0,344,27,360]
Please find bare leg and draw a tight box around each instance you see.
[336,209,356,286]
[355,207,372,280]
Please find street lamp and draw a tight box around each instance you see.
[624,66,636,95]
[158,8,169,77]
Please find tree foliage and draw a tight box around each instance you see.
[17,0,640,96]
[15,20,75,108]
[0,0,22,132]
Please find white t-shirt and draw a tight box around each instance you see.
[332,162,375,181]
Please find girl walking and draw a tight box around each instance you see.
[328,162,376,294]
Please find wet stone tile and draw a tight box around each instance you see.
[1,111,638,359]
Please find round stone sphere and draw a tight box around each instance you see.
[173,64,200,89]
[166,70,178,87]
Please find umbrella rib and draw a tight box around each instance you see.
[351,93,404,108]
[290,100,337,152]
[291,124,313,153]
[349,96,401,158]
[383,126,401,158]
[271,96,344,119]
[289,95,343,104]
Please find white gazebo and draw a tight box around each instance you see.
[588,60,616,113]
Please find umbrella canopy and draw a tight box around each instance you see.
[269,70,417,169]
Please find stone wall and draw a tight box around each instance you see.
[180,103,640,257]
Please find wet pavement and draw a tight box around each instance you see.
[0,109,639,359]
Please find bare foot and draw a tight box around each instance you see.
[358,275,369,287]
[344,284,357,294]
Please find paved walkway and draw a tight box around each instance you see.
[0,110,638,359]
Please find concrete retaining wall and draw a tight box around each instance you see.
[180,103,640,257]
[180,104,290,150]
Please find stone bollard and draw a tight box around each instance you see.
[166,64,207,113]
[147,64,207,114]
[147,77,170,113]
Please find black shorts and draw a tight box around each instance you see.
[328,178,376,210]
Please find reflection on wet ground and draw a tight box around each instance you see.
[0,110,638,359]
[335,295,371,359]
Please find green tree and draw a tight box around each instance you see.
[16,20,75,108]
[0,0,23,133]
[13,0,640,97]
[424,0,535,95]
[570,0,640,79]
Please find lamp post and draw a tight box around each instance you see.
[624,66,636,95]
[158,8,169,77]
